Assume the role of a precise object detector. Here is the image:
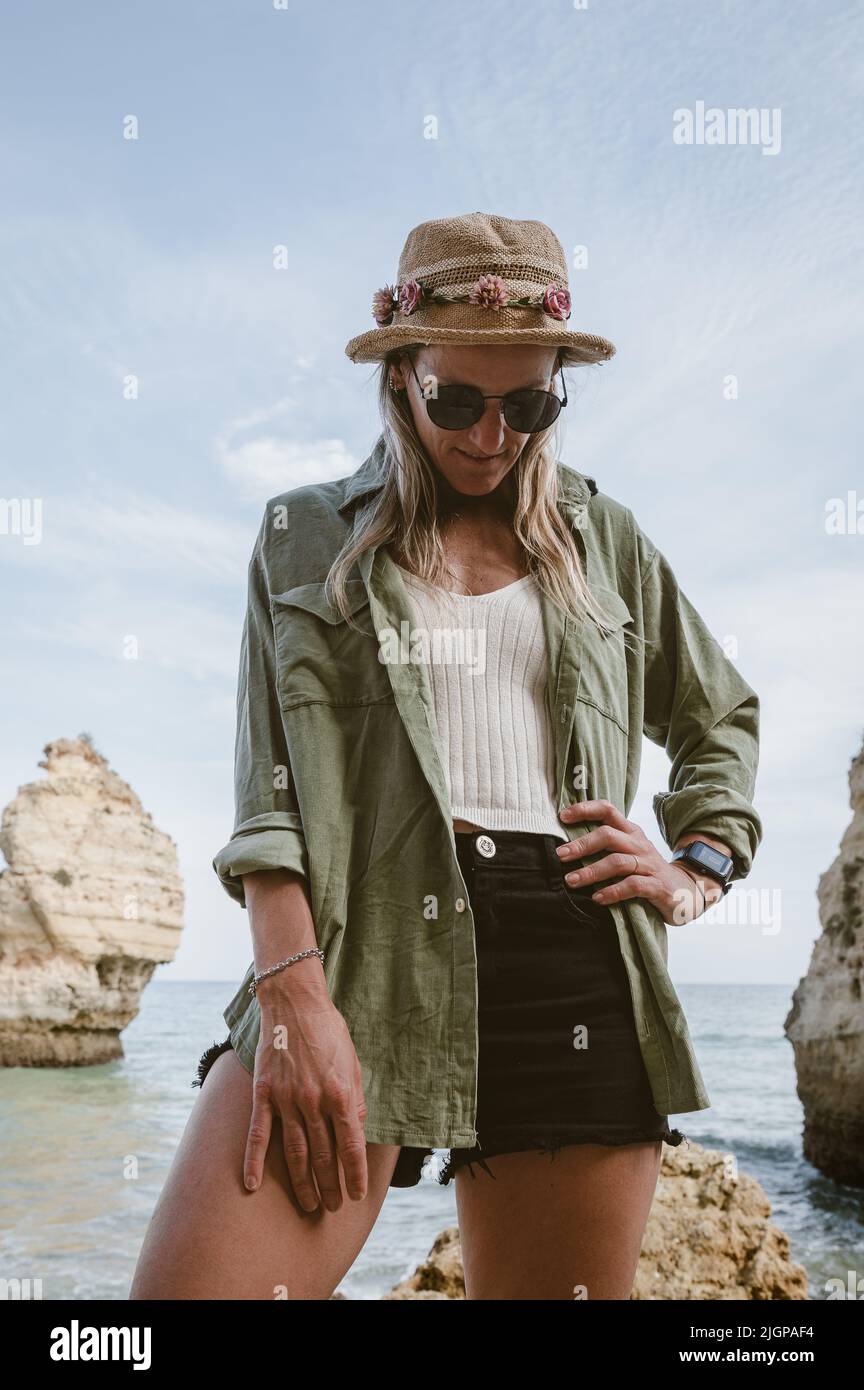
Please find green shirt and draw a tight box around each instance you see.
[213,435,762,1147]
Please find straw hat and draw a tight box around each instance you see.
[344,211,616,365]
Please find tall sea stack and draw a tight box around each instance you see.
[0,736,183,1066]
[785,739,864,1186]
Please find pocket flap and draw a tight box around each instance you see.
[270,579,370,625]
[594,589,633,633]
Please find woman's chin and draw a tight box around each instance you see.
[440,450,509,494]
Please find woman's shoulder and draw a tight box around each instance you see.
[253,475,355,586]
[263,440,384,531]
[263,473,354,526]
[558,462,639,546]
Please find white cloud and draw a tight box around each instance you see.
[215,399,358,499]
[218,435,358,498]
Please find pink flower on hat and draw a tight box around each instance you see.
[399,279,424,315]
[468,274,509,311]
[372,285,397,326]
[543,284,571,321]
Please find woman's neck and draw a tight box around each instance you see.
[434,469,518,529]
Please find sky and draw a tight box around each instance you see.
[0,0,861,991]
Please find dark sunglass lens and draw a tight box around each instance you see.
[425,385,484,430]
[503,389,561,433]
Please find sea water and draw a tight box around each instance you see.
[0,982,861,1300]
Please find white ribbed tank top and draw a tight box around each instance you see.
[394,562,568,843]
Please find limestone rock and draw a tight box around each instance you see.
[631,1142,808,1300]
[382,1227,464,1300]
[383,1142,809,1299]
[785,740,864,1186]
[0,736,183,1065]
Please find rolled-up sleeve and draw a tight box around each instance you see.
[213,509,308,907]
[636,523,763,882]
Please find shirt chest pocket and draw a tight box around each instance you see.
[270,579,395,709]
[575,590,633,735]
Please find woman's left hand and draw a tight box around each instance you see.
[556,800,721,926]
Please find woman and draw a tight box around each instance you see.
[130,212,761,1301]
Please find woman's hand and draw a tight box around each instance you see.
[556,799,726,926]
[245,970,368,1214]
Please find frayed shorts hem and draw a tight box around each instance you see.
[431,1124,688,1186]
[192,1035,235,1089]
[192,1035,687,1189]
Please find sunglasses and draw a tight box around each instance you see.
[405,356,567,434]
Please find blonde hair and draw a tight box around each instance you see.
[325,344,626,639]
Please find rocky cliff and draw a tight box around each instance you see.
[383,1140,809,1299]
[0,736,183,1066]
[785,740,864,1186]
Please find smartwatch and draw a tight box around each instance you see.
[671,840,735,894]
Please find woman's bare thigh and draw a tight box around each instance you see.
[455,1140,663,1300]
[129,1049,400,1300]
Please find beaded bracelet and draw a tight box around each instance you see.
[248,948,325,998]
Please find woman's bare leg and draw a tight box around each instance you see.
[455,1140,663,1300]
[129,1050,400,1300]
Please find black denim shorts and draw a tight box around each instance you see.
[194,829,685,1189]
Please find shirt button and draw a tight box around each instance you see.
[455,897,466,913]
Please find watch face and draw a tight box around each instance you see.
[697,844,728,872]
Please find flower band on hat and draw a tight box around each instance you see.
[371,274,572,327]
[345,212,615,365]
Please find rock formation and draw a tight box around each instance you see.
[0,736,183,1066]
[383,1141,810,1299]
[785,739,864,1187]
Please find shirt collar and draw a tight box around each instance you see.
[336,434,597,518]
